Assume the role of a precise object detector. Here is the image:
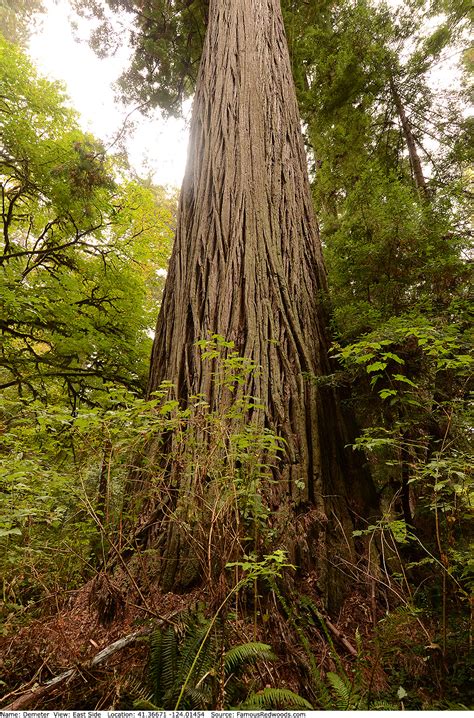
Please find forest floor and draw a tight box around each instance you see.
[1,569,404,711]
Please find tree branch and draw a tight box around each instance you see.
[1,628,151,711]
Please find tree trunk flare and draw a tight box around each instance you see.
[145,0,377,604]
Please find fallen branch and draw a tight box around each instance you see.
[1,628,151,711]
[324,616,358,657]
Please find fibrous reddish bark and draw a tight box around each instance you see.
[145,0,376,602]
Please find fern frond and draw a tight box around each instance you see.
[326,671,353,710]
[149,628,163,688]
[224,642,276,675]
[238,687,314,710]
[297,595,320,627]
[370,700,398,710]
[174,619,213,687]
[133,698,161,710]
[181,685,212,710]
[156,626,178,702]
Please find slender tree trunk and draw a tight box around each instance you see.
[389,77,428,197]
[97,437,112,525]
[144,0,377,605]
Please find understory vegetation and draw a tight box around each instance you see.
[1,0,472,710]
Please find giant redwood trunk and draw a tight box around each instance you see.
[144,0,377,605]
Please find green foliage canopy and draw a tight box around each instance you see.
[0,36,176,406]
